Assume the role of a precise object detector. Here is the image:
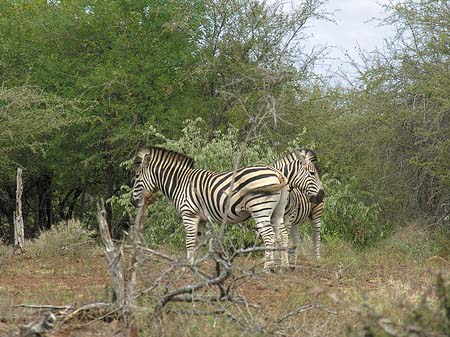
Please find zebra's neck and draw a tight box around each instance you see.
[150,161,194,204]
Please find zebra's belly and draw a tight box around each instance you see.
[203,210,251,225]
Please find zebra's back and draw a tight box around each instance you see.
[184,165,287,224]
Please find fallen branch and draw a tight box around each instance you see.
[11,304,72,313]
[19,312,56,337]
[158,267,230,309]
[276,303,337,323]
[62,302,118,323]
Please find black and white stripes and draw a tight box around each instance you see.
[131,147,291,270]
[131,146,325,270]
[273,149,324,266]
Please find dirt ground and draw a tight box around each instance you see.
[1,236,449,337]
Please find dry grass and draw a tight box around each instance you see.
[0,223,449,336]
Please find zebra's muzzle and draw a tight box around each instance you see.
[309,189,325,204]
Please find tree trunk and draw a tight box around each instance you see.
[59,187,82,226]
[36,174,52,230]
[45,174,52,228]
[68,188,82,220]
[96,191,155,337]
[7,208,14,245]
[79,191,86,223]
[105,164,114,234]
[14,168,25,254]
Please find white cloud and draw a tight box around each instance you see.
[292,0,395,80]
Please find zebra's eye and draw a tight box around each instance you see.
[309,171,316,176]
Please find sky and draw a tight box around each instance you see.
[287,0,396,81]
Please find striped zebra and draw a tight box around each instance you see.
[131,147,292,270]
[273,149,324,267]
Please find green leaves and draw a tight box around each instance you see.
[321,176,389,246]
[0,86,83,174]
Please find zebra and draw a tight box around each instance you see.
[131,146,293,270]
[273,149,324,267]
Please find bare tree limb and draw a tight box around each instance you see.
[96,200,125,306]
[126,190,154,336]
[276,303,337,323]
[14,167,25,255]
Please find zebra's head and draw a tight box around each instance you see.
[294,148,320,174]
[130,147,195,207]
[289,159,325,204]
[130,147,157,207]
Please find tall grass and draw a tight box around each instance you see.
[25,219,97,260]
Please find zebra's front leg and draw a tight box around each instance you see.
[255,221,276,271]
[183,215,201,265]
[311,203,323,260]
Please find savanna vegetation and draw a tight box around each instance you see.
[0,0,449,336]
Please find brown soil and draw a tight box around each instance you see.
[0,246,448,337]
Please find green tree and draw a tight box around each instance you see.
[0,85,83,238]
[0,0,206,232]
[193,0,329,140]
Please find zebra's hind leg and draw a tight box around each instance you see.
[255,220,276,271]
[271,187,290,270]
[271,219,289,270]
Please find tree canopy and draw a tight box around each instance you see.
[0,0,448,243]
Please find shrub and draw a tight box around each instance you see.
[432,224,450,258]
[115,117,397,250]
[26,219,96,260]
[348,274,450,337]
[0,241,13,265]
[321,176,392,246]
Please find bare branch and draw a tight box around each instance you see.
[277,303,337,323]
[96,200,125,305]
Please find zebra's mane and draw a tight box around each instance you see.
[134,146,195,168]
[273,148,319,169]
[295,148,318,164]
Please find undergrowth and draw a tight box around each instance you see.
[348,274,450,337]
[25,219,97,260]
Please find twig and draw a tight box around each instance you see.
[276,303,337,323]
[158,268,230,309]
[62,302,118,323]
[10,304,72,313]
[135,246,177,262]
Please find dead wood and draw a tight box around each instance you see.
[14,167,25,255]
[19,312,56,337]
